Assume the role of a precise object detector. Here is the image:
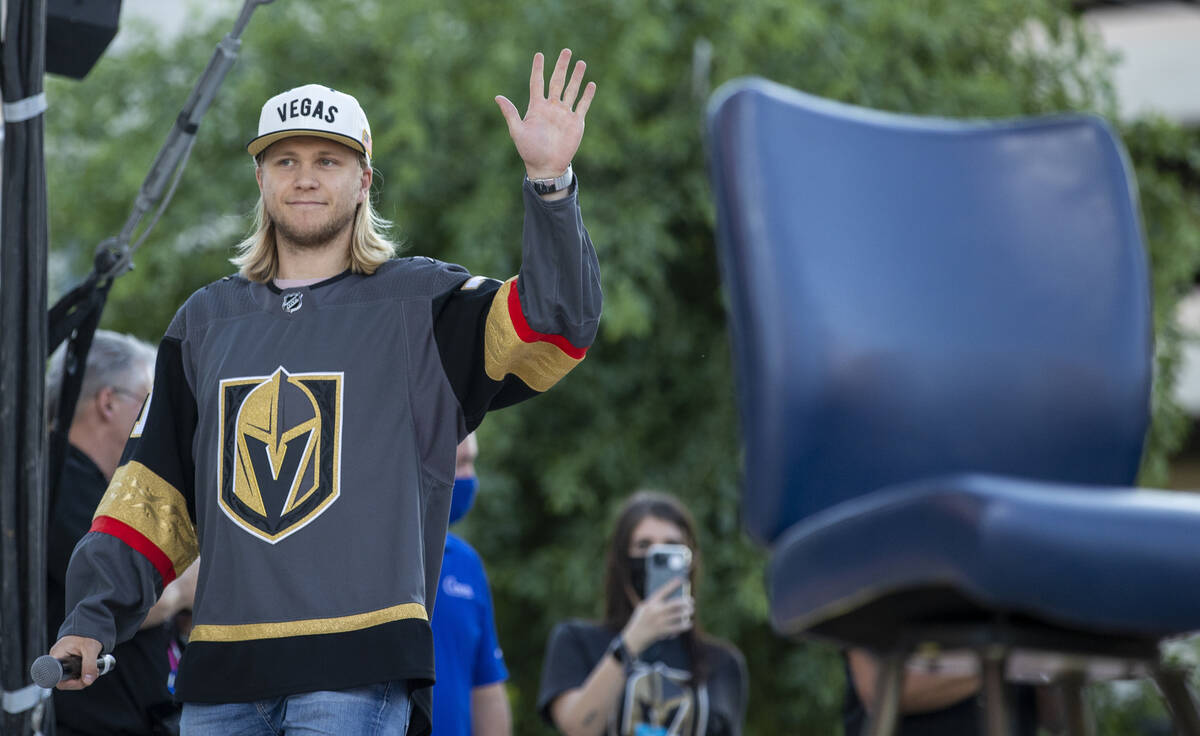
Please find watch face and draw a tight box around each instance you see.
[530,166,573,195]
[609,637,628,664]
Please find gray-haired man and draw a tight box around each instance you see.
[46,330,198,736]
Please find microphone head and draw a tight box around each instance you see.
[30,655,63,688]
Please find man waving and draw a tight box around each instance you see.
[48,49,601,736]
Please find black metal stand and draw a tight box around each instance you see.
[1,2,49,733]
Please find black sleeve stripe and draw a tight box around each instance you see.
[432,281,540,431]
[117,335,199,521]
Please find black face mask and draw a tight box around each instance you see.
[627,555,647,598]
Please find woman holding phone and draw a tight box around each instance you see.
[537,491,748,736]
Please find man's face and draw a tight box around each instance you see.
[255,135,371,252]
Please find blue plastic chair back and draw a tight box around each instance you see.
[707,78,1152,546]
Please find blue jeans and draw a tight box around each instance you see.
[180,681,412,736]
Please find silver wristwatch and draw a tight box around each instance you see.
[528,164,574,195]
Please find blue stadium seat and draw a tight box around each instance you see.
[706,77,1200,735]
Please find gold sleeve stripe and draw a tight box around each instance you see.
[483,278,586,393]
[92,461,198,580]
[189,602,429,643]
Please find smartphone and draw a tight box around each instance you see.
[644,543,691,600]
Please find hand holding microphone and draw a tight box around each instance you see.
[34,635,111,690]
[31,652,116,688]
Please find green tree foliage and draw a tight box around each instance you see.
[43,0,1200,732]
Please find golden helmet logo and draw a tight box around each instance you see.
[218,368,343,543]
[622,662,699,735]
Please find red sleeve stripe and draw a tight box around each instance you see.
[90,516,178,586]
[507,278,589,359]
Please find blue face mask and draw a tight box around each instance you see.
[448,476,478,525]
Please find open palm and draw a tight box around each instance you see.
[496,49,597,180]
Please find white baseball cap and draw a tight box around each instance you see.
[246,83,373,161]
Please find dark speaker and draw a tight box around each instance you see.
[46,0,122,79]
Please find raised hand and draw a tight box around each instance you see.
[495,49,597,180]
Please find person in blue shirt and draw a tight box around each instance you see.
[431,433,512,736]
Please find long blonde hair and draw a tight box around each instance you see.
[230,154,396,283]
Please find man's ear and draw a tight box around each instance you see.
[359,166,372,204]
[94,386,118,420]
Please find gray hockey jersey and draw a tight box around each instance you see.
[59,181,601,735]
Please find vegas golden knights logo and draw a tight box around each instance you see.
[218,368,342,543]
[622,661,703,736]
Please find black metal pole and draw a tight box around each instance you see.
[95,0,276,281]
[1,0,49,732]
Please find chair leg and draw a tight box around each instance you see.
[863,651,905,736]
[1151,664,1200,736]
[980,650,1012,736]
[1057,672,1095,736]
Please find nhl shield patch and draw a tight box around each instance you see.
[281,292,303,313]
[217,367,343,543]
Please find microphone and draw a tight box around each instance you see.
[30,654,116,688]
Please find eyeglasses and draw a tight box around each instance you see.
[110,386,148,402]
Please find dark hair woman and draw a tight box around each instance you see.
[537,491,748,736]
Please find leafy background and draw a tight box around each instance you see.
[43,0,1200,732]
